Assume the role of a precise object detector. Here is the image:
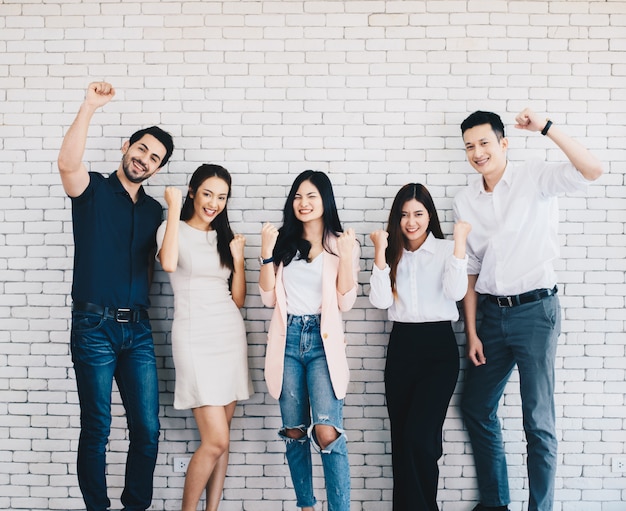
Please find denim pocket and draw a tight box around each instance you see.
[71,311,105,334]
[136,318,153,335]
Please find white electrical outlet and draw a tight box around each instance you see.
[612,457,626,473]
[173,457,190,473]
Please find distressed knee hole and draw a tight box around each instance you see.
[312,423,345,452]
[279,425,308,444]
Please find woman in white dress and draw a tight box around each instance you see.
[157,164,252,511]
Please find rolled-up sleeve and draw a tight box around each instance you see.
[369,264,394,310]
[443,254,469,301]
[536,160,594,196]
[259,285,277,308]
[453,192,481,276]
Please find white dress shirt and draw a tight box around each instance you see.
[369,233,468,322]
[453,160,591,296]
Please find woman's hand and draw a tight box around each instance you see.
[230,233,246,264]
[453,220,471,259]
[453,220,471,240]
[337,228,356,261]
[164,186,183,212]
[158,187,183,273]
[229,233,247,307]
[370,229,389,270]
[370,229,388,251]
[336,228,357,296]
[259,222,279,293]
[261,222,279,259]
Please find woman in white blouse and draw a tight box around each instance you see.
[369,183,471,511]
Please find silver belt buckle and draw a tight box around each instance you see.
[497,296,513,307]
[115,308,131,323]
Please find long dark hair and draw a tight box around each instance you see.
[180,164,234,271]
[274,170,343,266]
[386,183,444,293]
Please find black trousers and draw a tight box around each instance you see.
[385,321,460,511]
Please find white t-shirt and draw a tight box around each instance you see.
[283,252,323,315]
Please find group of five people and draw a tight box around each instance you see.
[57,82,602,511]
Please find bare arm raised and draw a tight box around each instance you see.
[514,107,603,182]
[158,187,183,273]
[335,228,357,296]
[229,234,247,309]
[259,222,279,293]
[57,82,116,197]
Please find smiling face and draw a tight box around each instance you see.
[400,198,430,251]
[187,175,230,230]
[462,123,509,190]
[120,134,167,184]
[293,179,324,225]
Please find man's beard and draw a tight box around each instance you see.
[122,154,153,184]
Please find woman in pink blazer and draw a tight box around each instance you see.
[259,170,360,511]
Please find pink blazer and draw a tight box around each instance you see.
[260,240,360,400]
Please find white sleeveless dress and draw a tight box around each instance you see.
[157,220,253,409]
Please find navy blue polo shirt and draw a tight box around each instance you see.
[70,171,163,309]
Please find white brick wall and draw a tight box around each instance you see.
[1,1,624,510]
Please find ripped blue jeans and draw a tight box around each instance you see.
[278,314,350,511]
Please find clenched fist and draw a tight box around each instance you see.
[164,186,183,211]
[85,82,116,109]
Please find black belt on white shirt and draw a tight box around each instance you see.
[72,301,149,323]
[486,286,558,308]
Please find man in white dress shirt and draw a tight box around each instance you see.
[453,109,603,511]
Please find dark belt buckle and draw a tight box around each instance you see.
[115,308,132,323]
[497,296,513,308]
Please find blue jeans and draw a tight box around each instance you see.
[71,311,160,511]
[278,314,350,511]
[461,295,560,511]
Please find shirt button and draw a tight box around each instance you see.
[323,333,328,339]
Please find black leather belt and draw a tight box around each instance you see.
[72,301,149,323]
[486,286,558,308]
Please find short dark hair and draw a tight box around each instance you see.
[461,111,505,140]
[129,126,174,168]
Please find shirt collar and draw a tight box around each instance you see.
[470,160,513,197]
[498,161,513,188]
[109,171,147,204]
[403,231,436,255]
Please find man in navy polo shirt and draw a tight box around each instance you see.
[58,82,174,511]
